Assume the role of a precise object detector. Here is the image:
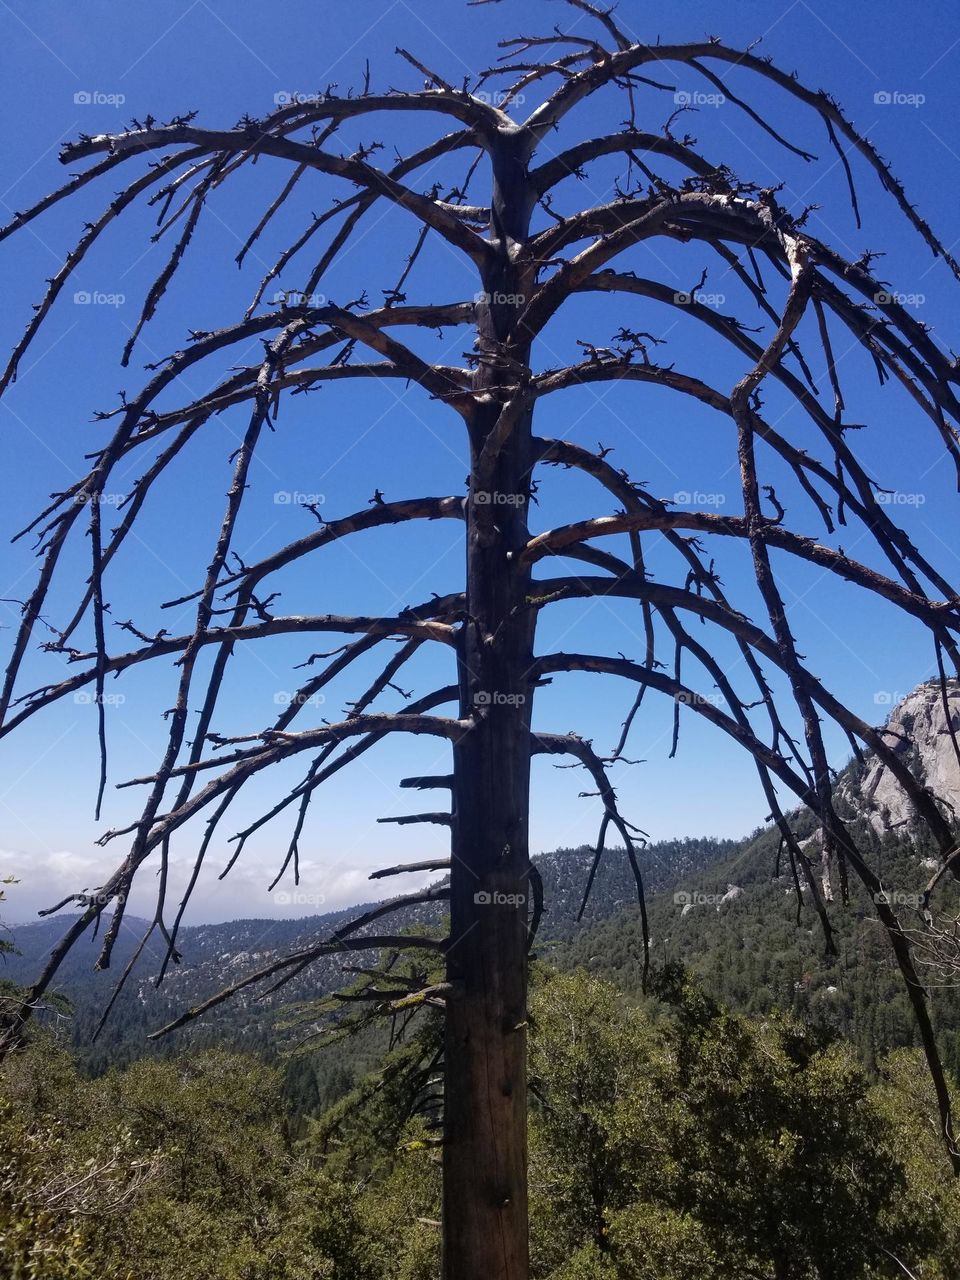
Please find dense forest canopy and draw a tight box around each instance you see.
[3,966,960,1279]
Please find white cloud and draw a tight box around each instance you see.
[0,844,429,927]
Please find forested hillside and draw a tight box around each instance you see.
[4,683,960,1275]
[2,835,737,1071]
[3,967,959,1279]
[560,820,960,1076]
[7,684,960,1100]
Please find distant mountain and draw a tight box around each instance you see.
[2,903,400,1069]
[6,681,959,1078]
[2,836,738,1069]
[558,680,960,1075]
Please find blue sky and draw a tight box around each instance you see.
[1,0,959,928]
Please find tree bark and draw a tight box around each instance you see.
[442,134,537,1280]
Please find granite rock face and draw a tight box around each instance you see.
[845,681,960,834]
[798,681,959,901]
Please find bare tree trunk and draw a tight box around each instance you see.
[443,527,533,1280]
[443,138,536,1280]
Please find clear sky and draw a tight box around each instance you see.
[1,0,959,928]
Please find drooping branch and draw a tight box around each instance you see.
[521,513,960,633]
[520,31,960,277]
[119,710,471,790]
[62,124,493,267]
[527,574,955,851]
[533,647,959,1167]
[371,859,453,880]
[533,728,650,983]
[330,885,451,942]
[147,932,449,1040]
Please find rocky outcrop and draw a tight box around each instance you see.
[795,681,960,901]
[842,680,960,834]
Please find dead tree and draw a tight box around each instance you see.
[904,909,960,987]
[3,4,960,1276]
